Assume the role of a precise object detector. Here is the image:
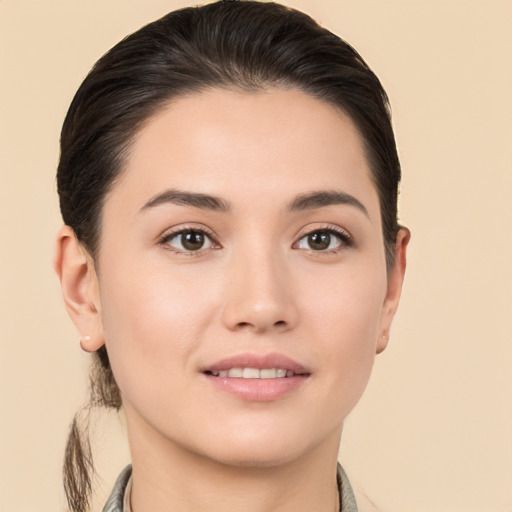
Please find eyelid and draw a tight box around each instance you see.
[158,224,221,253]
[293,223,353,251]
[156,222,352,254]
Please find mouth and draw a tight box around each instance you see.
[202,353,310,401]
[206,368,300,379]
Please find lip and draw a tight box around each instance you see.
[201,352,310,402]
[203,352,308,374]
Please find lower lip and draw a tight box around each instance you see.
[204,374,309,401]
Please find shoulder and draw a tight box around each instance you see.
[354,490,382,512]
[102,465,132,512]
[339,464,382,512]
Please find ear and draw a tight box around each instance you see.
[376,227,411,354]
[54,225,104,352]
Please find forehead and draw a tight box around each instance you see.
[107,87,380,218]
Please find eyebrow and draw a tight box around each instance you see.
[140,189,230,213]
[139,188,368,217]
[288,190,369,217]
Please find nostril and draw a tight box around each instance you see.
[234,320,288,332]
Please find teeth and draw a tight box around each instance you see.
[260,368,277,379]
[212,368,295,379]
[227,368,243,378]
[242,368,260,378]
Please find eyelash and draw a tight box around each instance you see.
[294,225,353,254]
[158,226,219,257]
[158,224,353,255]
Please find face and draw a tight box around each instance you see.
[75,88,407,467]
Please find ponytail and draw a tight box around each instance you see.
[63,348,121,512]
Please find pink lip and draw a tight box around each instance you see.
[202,352,310,402]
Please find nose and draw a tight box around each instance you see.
[221,250,299,334]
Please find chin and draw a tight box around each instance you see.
[189,425,328,469]
[204,445,305,469]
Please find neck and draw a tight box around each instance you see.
[126,413,342,512]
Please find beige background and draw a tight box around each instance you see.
[1,1,511,511]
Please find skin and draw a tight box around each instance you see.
[55,88,409,512]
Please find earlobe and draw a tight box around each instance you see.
[79,335,100,353]
[54,225,105,352]
[376,227,411,354]
[376,333,389,355]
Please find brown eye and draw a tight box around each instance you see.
[295,229,350,252]
[164,229,213,252]
[182,231,206,250]
[307,231,331,250]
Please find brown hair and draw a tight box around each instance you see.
[57,1,401,510]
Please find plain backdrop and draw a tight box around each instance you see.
[1,1,511,511]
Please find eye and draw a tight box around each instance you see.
[295,228,351,252]
[160,229,215,252]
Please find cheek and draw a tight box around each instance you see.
[298,261,386,404]
[97,258,220,396]
[300,258,386,344]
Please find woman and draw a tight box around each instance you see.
[54,1,409,511]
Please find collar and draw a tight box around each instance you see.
[103,463,358,512]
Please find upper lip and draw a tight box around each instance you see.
[202,352,309,374]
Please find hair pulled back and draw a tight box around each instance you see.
[57,2,401,510]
